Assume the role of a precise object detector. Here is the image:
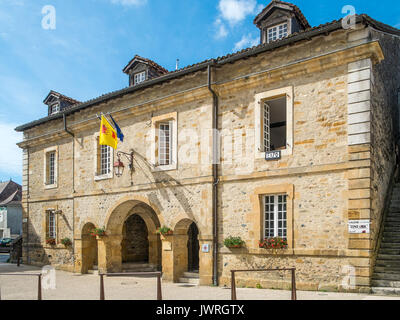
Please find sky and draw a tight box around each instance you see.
[0,0,399,184]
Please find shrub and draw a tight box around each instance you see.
[91,227,107,237]
[61,238,72,246]
[156,227,173,236]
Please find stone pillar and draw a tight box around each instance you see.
[198,235,213,285]
[161,235,174,281]
[173,233,189,282]
[148,233,161,268]
[97,235,123,274]
[73,238,83,273]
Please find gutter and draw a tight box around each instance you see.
[208,62,219,286]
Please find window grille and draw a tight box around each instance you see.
[159,122,172,166]
[264,194,287,239]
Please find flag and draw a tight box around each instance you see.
[109,114,124,142]
[99,115,118,150]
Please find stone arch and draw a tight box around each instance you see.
[78,222,98,274]
[98,196,163,273]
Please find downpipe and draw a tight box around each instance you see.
[208,62,219,286]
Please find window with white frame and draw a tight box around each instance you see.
[267,23,288,43]
[45,151,56,185]
[158,122,172,166]
[50,103,60,115]
[264,194,287,239]
[46,210,56,239]
[134,71,146,85]
[263,96,287,152]
[100,144,112,175]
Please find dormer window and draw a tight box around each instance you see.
[134,71,147,85]
[50,103,60,115]
[267,22,288,43]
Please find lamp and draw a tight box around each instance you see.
[114,149,134,178]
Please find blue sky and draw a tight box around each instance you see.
[0,0,399,184]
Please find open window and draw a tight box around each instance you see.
[255,86,293,158]
[263,96,287,152]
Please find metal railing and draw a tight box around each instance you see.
[0,273,42,300]
[231,268,297,300]
[99,272,163,300]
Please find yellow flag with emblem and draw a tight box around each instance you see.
[99,115,118,150]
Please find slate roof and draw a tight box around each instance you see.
[0,181,22,206]
[43,90,81,106]
[123,55,169,75]
[254,0,311,29]
[15,14,400,133]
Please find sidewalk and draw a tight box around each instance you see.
[0,263,399,300]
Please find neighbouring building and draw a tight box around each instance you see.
[0,180,22,239]
[15,1,400,293]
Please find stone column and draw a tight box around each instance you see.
[199,235,213,285]
[161,235,174,281]
[97,235,123,274]
[148,233,161,268]
[173,233,189,282]
[73,238,83,273]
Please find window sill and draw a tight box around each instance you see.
[151,163,177,172]
[44,184,58,190]
[94,173,113,181]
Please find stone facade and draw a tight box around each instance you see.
[16,13,400,293]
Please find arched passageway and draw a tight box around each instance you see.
[81,223,98,274]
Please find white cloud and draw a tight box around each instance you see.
[215,18,228,39]
[110,0,147,6]
[218,0,258,25]
[0,122,22,176]
[234,34,259,51]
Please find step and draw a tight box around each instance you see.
[383,227,400,232]
[381,243,400,248]
[178,277,200,285]
[371,279,400,287]
[382,237,400,242]
[371,287,400,296]
[87,270,99,275]
[183,272,200,279]
[121,263,157,272]
[383,232,400,237]
[373,273,400,281]
[386,217,400,222]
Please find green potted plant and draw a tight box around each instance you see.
[61,237,72,247]
[46,238,56,246]
[224,236,245,249]
[91,227,107,238]
[156,227,173,236]
[259,237,288,251]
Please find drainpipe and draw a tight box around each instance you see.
[208,62,219,286]
[63,114,75,260]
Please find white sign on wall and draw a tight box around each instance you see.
[201,244,210,253]
[348,220,370,234]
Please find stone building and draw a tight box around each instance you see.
[15,1,400,293]
[0,180,22,239]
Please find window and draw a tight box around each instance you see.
[264,194,287,239]
[254,86,293,158]
[46,210,56,239]
[263,96,287,152]
[50,103,60,115]
[158,122,172,166]
[151,112,177,171]
[134,71,146,85]
[100,144,112,175]
[44,148,57,188]
[267,23,288,43]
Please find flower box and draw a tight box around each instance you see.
[156,227,173,236]
[61,238,72,247]
[259,237,288,250]
[90,227,107,237]
[46,238,56,246]
[224,236,245,249]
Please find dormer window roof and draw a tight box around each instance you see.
[43,90,81,116]
[254,0,311,44]
[123,55,169,87]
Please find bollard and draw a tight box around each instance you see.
[291,268,297,301]
[100,274,105,300]
[17,256,20,267]
[157,274,162,301]
[231,271,237,301]
[38,274,42,300]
